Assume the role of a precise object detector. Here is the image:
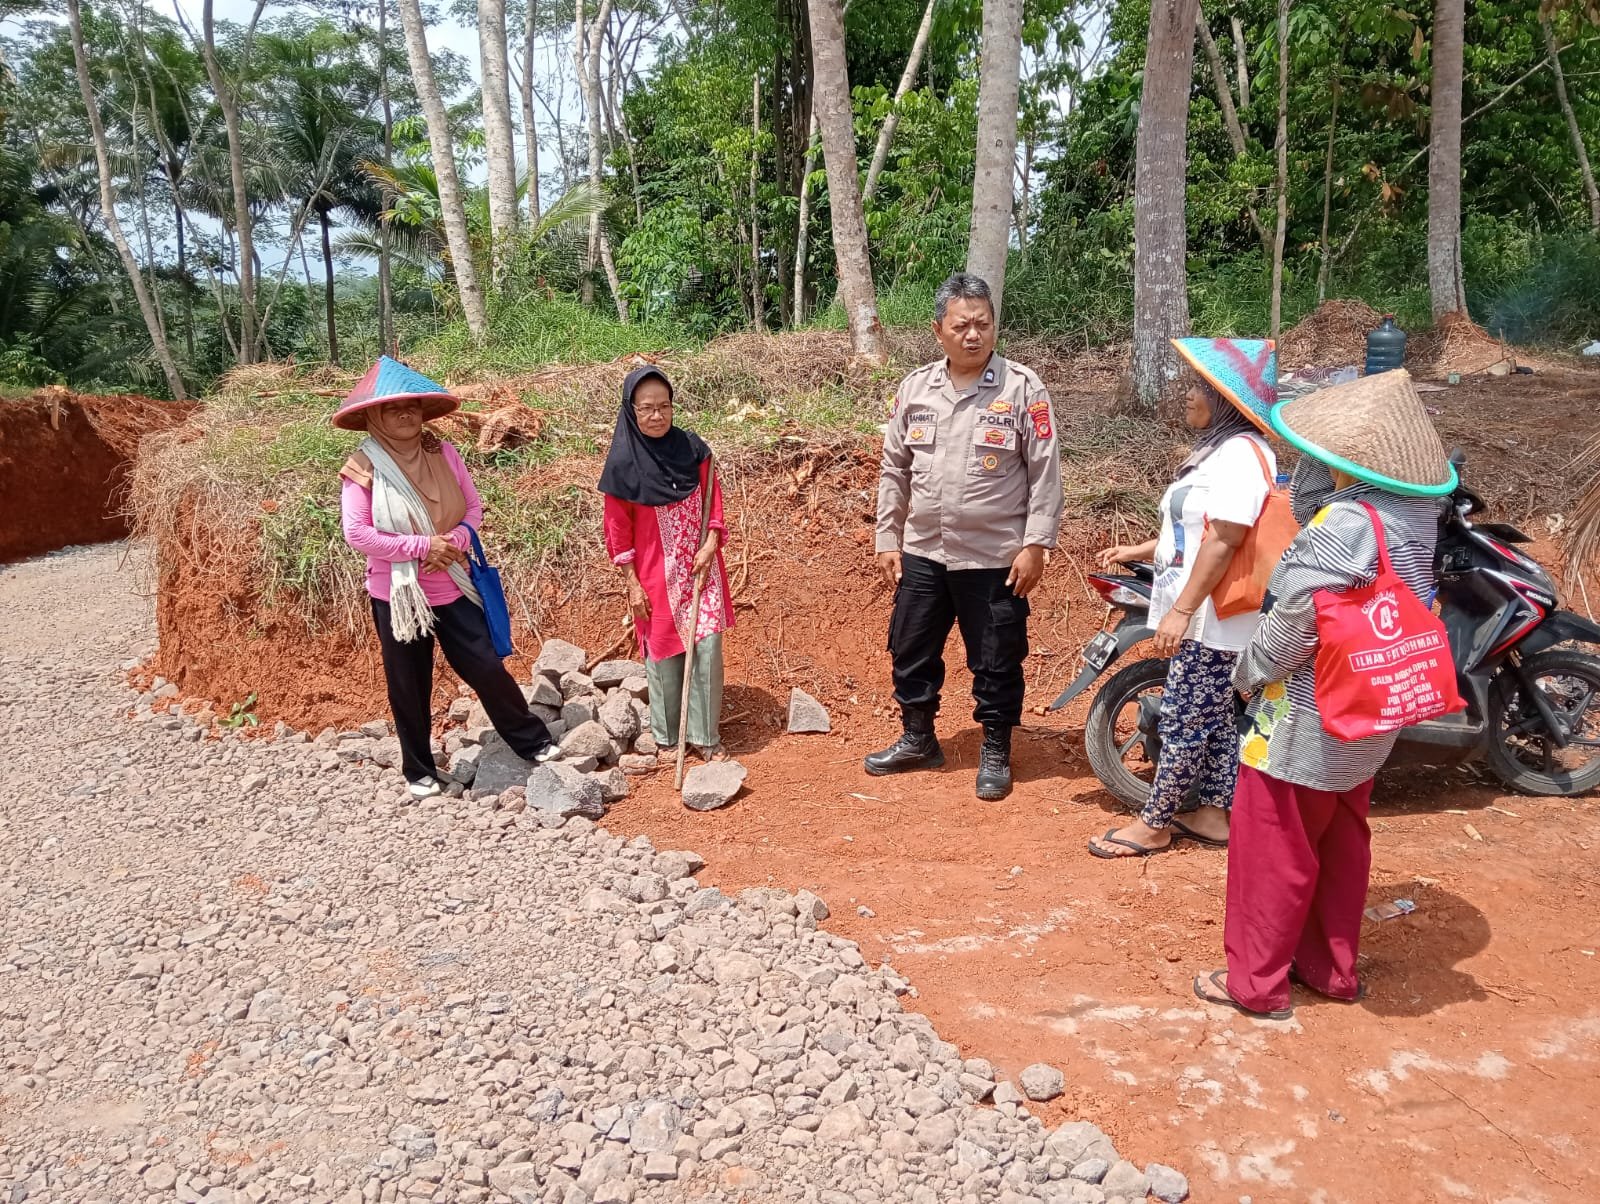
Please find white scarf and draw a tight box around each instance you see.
[363,437,481,642]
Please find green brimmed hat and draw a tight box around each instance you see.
[1269,368,1457,496]
[1170,337,1278,436]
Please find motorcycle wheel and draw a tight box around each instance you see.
[1485,648,1600,797]
[1084,657,1169,812]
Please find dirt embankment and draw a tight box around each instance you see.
[0,390,192,564]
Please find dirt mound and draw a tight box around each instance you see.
[1278,299,1385,371]
[0,390,191,564]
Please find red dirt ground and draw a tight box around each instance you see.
[146,366,1600,1202]
[0,391,192,564]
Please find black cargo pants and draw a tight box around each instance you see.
[888,553,1029,726]
[371,596,554,784]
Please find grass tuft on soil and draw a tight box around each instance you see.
[129,326,1178,634]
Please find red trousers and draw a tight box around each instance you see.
[1224,764,1375,1012]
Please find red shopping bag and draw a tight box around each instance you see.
[1312,503,1464,740]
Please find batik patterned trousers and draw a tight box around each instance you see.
[1142,640,1240,829]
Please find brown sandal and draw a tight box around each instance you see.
[1192,969,1294,1020]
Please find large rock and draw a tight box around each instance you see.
[787,688,831,734]
[472,734,540,796]
[591,659,647,690]
[447,745,482,786]
[524,766,604,821]
[542,763,607,816]
[1146,1163,1190,1203]
[598,692,641,743]
[534,639,586,681]
[526,676,563,709]
[1020,1062,1065,1102]
[560,671,596,701]
[561,720,618,763]
[681,760,748,812]
[561,699,598,730]
[593,767,630,804]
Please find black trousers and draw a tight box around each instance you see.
[370,596,553,783]
[888,553,1030,726]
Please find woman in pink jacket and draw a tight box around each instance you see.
[336,357,557,798]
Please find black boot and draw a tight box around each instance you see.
[975,723,1013,801]
[864,707,944,776]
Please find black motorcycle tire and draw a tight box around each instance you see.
[1485,648,1600,797]
[1085,657,1170,813]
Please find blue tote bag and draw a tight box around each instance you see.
[463,525,515,658]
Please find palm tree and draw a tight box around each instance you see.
[260,27,381,366]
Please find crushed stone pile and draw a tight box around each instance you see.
[0,543,1187,1204]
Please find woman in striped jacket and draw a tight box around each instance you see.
[1194,370,1455,1020]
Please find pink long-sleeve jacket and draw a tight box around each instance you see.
[340,441,481,605]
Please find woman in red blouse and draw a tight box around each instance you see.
[599,366,734,761]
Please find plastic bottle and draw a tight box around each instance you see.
[1366,315,1407,375]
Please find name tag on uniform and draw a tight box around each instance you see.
[973,424,1016,451]
[905,412,937,446]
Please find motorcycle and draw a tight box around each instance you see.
[1050,454,1600,808]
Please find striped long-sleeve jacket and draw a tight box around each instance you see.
[1233,482,1443,791]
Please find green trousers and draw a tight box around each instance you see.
[646,633,724,748]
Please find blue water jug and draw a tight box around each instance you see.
[1366,315,1407,375]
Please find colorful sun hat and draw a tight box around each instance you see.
[331,356,460,431]
[1170,337,1278,436]
[1269,368,1457,497]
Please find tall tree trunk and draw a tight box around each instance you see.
[479,0,520,278]
[862,0,937,205]
[202,0,256,365]
[792,110,819,324]
[574,0,627,321]
[1131,0,1200,406]
[1316,20,1348,302]
[397,0,489,338]
[173,190,195,359]
[1427,0,1468,319]
[750,71,765,332]
[966,0,1023,319]
[378,0,395,354]
[1230,14,1250,111]
[522,0,542,223]
[1196,7,1271,254]
[1268,0,1290,338]
[67,0,185,399]
[1543,18,1600,233]
[805,0,883,361]
[320,209,340,366]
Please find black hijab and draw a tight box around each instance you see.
[597,365,711,506]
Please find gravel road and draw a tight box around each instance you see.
[0,543,1184,1204]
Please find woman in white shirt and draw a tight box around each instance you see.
[1089,338,1279,858]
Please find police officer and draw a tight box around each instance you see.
[867,272,1063,800]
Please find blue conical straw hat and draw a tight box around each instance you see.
[331,356,460,430]
[1170,337,1278,435]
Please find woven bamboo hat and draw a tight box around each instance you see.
[1170,337,1277,436]
[1269,368,1457,496]
[331,356,460,431]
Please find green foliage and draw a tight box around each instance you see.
[219,693,260,728]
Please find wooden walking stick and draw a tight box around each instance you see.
[675,455,717,792]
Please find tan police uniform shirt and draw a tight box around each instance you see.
[876,354,1064,571]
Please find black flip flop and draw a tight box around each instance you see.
[1192,969,1294,1020]
[1171,818,1229,848]
[1289,963,1368,1003]
[1087,828,1172,860]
